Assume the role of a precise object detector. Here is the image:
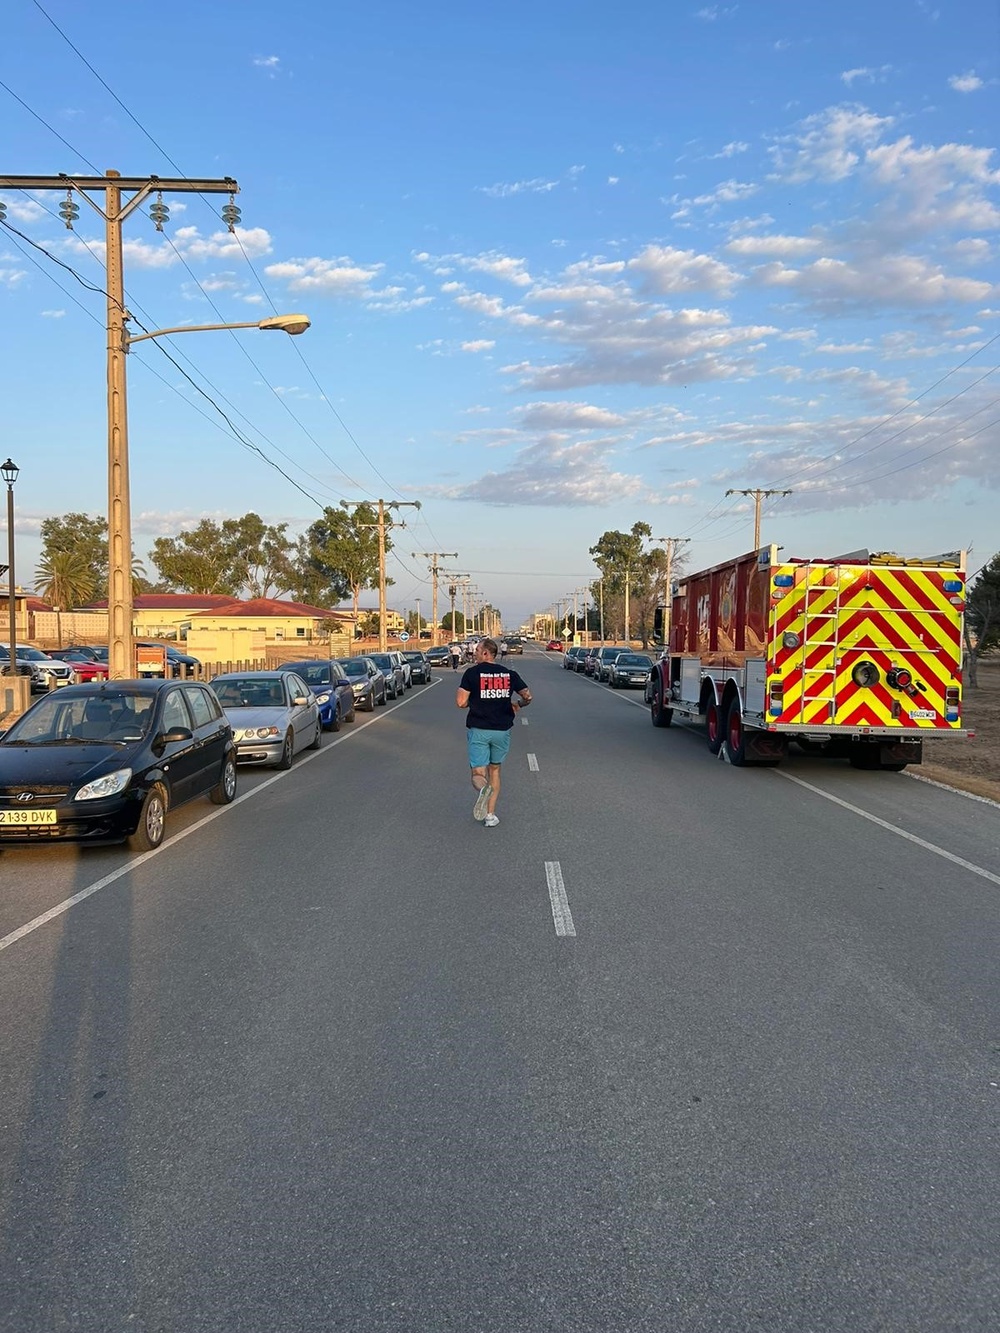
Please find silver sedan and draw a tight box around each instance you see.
[211,670,322,768]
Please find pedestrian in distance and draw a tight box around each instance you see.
[499,639,508,659]
[456,637,532,828]
[450,642,461,670]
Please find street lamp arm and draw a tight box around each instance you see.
[124,313,311,347]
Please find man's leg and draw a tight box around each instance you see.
[485,762,501,815]
[467,729,494,820]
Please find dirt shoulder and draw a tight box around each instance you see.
[919,660,1000,804]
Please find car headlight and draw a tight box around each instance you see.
[75,768,133,801]
[351,682,365,693]
[316,692,331,705]
[247,726,280,739]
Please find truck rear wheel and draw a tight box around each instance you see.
[705,696,723,754]
[725,698,748,766]
[650,680,673,728]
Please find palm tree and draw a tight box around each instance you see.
[35,549,96,611]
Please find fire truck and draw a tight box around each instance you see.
[646,545,971,770]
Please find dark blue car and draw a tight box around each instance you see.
[283,659,356,731]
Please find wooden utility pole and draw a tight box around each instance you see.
[725,488,792,550]
[349,499,420,650]
[653,537,690,647]
[413,551,458,645]
[1,171,241,678]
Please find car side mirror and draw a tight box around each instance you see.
[293,695,310,706]
[159,726,193,744]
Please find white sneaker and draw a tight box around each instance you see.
[483,813,500,827]
[473,783,493,821]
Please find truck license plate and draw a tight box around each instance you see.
[908,709,935,720]
[0,809,58,825]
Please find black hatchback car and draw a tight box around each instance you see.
[0,680,236,851]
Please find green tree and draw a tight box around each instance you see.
[34,548,96,610]
[39,513,108,599]
[965,554,1000,688]
[589,521,652,640]
[293,503,389,617]
[149,514,295,598]
[441,610,466,635]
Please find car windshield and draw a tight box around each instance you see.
[2,690,154,745]
[617,655,652,668]
[368,655,392,669]
[15,648,48,661]
[293,663,332,686]
[402,652,423,662]
[336,660,368,678]
[213,678,286,708]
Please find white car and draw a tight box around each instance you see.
[0,645,74,692]
[210,670,321,768]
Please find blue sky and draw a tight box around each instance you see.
[2,0,998,625]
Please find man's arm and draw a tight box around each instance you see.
[512,685,532,710]
[456,687,471,709]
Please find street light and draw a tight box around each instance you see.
[106,313,311,678]
[3,458,18,694]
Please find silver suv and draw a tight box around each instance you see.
[0,645,74,692]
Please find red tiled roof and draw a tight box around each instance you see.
[191,598,346,619]
[86,594,236,611]
[26,597,53,612]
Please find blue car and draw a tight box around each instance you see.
[284,659,356,731]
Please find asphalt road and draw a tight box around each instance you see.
[1,647,999,1332]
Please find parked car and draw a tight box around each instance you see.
[401,650,431,683]
[366,652,406,699]
[333,656,385,710]
[211,670,321,768]
[0,645,74,692]
[45,648,110,682]
[608,652,654,689]
[0,679,236,850]
[425,646,451,667]
[594,646,631,682]
[545,639,564,652]
[563,646,584,670]
[283,659,356,731]
[582,648,601,676]
[388,649,412,689]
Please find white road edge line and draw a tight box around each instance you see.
[545,860,576,937]
[775,768,1000,889]
[527,753,539,771]
[0,679,437,956]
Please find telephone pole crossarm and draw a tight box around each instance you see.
[725,488,793,550]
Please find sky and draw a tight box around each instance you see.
[1,0,998,627]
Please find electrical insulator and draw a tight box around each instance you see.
[59,193,80,230]
[221,197,242,232]
[149,193,170,232]
[0,200,6,224]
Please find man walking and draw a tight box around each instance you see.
[456,637,531,828]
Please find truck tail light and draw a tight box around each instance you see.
[768,679,784,716]
[945,686,960,722]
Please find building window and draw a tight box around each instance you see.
[296,627,306,637]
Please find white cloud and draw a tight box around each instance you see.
[695,5,738,18]
[264,255,384,296]
[478,177,558,198]
[0,194,46,223]
[443,436,648,507]
[753,252,992,311]
[949,71,983,93]
[841,65,894,86]
[727,233,822,258]
[461,340,495,353]
[176,225,273,261]
[40,308,65,318]
[518,402,626,430]
[710,141,750,159]
[628,244,739,294]
[608,176,620,185]
[0,265,28,287]
[770,104,894,183]
[253,55,281,77]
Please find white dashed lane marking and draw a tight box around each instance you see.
[527,753,539,771]
[545,861,576,937]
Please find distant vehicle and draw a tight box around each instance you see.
[0,679,236,850]
[426,646,451,667]
[388,649,412,689]
[562,646,584,670]
[503,636,524,655]
[545,639,564,652]
[283,659,356,731]
[366,652,406,699]
[45,648,109,682]
[608,653,654,689]
[0,645,74,692]
[211,670,321,768]
[593,646,630,683]
[401,650,431,684]
[332,656,385,710]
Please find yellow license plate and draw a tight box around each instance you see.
[0,809,58,826]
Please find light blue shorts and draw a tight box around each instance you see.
[467,727,511,768]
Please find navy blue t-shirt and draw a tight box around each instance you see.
[460,661,527,731]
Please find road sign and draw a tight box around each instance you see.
[398,631,410,642]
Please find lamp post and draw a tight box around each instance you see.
[2,458,18,689]
[107,313,311,679]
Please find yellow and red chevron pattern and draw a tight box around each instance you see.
[766,562,964,731]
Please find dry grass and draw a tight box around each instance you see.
[920,659,1000,803]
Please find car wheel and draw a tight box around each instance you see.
[277,730,294,769]
[129,784,167,852]
[345,700,356,722]
[328,703,341,733]
[308,717,323,750]
[362,689,375,712]
[210,756,237,805]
